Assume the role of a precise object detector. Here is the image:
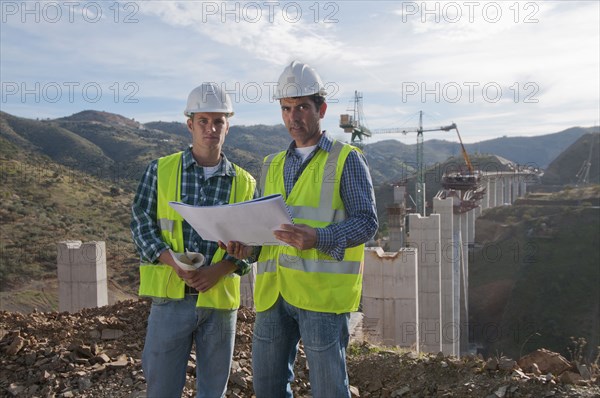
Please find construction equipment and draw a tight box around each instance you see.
[339,91,371,144]
[441,125,481,191]
[339,90,483,215]
[439,126,485,213]
[369,111,456,216]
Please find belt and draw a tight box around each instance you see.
[184,285,199,295]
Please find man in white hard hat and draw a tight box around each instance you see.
[224,61,378,397]
[131,82,256,398]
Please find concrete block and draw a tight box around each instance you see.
[57,241,108,313]
[362,248,418,349]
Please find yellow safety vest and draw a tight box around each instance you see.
[138,151,256,309]
[255,141,365,314]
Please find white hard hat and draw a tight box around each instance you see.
[273,61,327,100]
[184,82,234,117]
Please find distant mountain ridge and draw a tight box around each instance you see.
[1,110,597,188]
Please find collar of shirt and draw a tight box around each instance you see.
[181,146,236,177]
[285,131,333,160]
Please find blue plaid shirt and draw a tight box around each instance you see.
[131,147,254,275]
[271,132,378,261]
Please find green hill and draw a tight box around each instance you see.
[0,135,138,299]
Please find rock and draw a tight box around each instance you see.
[7,383,26,396]
[498,357,517,371]
[576,363,591,380]
[367,378,383,392]
[559,371,585,385]
[101,328,124,340]
[230,371,248,389]
[391,386,410,397]
[493,385,511,397]
[6,334,25,355]
[485,357,499,371]
[512,369,530,380]
[518,349,571,375]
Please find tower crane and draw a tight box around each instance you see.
[371,111,456,216]
[339,92,476,216]
[339,91,371,145]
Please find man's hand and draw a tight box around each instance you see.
[218,241,253,259]
[273,224,317,250]
[158,250,195,280]
[186,261,236,292]
[159,250,234,292]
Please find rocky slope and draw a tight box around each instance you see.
[1,300,599,398]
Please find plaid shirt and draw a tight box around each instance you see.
[131,147,255,275]
[275,132,378,261]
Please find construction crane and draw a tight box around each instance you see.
[339,91,371,145]
[441,125,481,190]
[439,125,485,213]
[370,111,457,216]
[339,93,471,216]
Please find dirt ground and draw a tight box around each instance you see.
[1,299,599,398]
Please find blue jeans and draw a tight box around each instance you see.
[252,296,351,398]
[142,295,237,398]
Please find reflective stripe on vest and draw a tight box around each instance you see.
[255,140,365,314]
[138,151,256,309]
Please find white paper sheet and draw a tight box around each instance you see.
[168,194,293,245]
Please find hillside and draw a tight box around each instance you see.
[471,186,600,362]
[542,133,600,185]
[0,133,139,309]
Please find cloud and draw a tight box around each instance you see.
[0,0,597,139]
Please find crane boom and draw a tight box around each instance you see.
[454,126,474,174]
[365,111,457,216]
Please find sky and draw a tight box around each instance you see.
[1,0,599,144]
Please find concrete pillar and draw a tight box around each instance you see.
[388,185,407,251]
[488,178,497,208]
[481,178,490,210]
[461,212,469,248]
[495,177,504,206]
[519,176,527,198]
[433,197,456,355]
[510,175,518,203]
[57,241,108,313]
[407,213,441,353]
[362,247,419,349]
[469,210,475,245]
